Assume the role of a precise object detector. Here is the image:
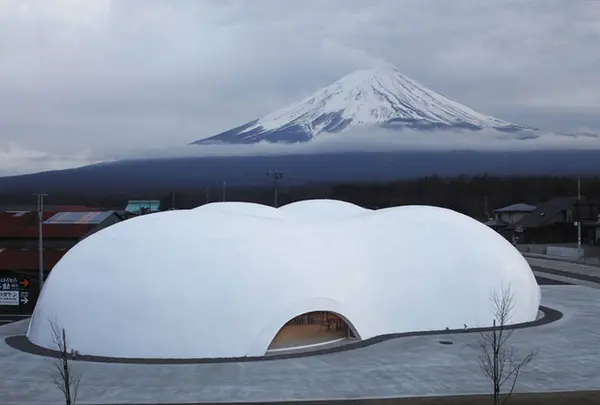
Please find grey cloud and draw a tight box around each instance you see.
[0,0,599,175]
[93,128,600,162]
[3,127,600,176]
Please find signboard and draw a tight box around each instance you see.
[0,273,31,309]
[0,290,19,305]
[515,225,524,233]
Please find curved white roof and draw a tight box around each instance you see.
[27,200,540,359]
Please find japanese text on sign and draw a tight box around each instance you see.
[0,290,19,306]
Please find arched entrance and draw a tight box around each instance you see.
[267,311,357,353]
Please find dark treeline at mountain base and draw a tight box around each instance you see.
[1,175,597,220]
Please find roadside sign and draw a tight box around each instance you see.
[0,272,32,311]
[0,290,19,305]
[515,225,524,233]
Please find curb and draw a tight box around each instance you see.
[531,265,600,284]
[5,305,562,365]
[524,253,600,268]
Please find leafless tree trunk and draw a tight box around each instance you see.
[49,320,82,405]
[478,285,536,405]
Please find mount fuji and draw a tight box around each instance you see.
[193,67,532,145]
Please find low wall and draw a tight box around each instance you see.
[545,246,584,259]
[518,243,600,259]
[517,245,547,255]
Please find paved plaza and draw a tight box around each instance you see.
[1,258,600,404]
[0,283,599,404]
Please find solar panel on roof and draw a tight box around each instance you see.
[44,211,113,225]
[5,211,28,217]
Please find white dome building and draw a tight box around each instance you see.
[27,200,541,359]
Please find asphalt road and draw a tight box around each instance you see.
[0,314,29,326]
[534,275,571,285]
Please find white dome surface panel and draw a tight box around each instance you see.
[27,200,540,359]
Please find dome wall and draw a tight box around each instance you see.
[27,200,541,359]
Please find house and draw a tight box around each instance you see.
[125,200,161,215]
[516,197,596,244]
[483,203,536,240]
[491,203,536,225]
[485,198,600,245]
[0,210,124,249]
[0,209,125,313]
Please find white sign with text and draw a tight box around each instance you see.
[0,290,19,306]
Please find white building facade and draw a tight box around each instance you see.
[27,200,541,359]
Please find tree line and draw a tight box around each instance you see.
[159,175,599,219]
[2,175,598,219]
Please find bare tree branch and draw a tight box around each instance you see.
[48,319,82,405]
[478,285,537,405]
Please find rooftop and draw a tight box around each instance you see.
[517,197,578,228]
[493,203,536,213]
[0,210,118,239]
[0,205,98,212]
[483,219,507,227]
[125,200,161,214]
[0,248,67,271]
[44,211,114,225]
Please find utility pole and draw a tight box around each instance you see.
[267,169,283,207]
[36,193,47,292]
[484,195,490,220]
[222,181,227,202]
[577,177,582,259]
[171,190,175,210]
[204,187,210,204]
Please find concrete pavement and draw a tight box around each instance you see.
[1,256,597,404]
[1,284,599,404]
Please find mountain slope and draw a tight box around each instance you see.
[2,150,600,194]
[193,67,532,145]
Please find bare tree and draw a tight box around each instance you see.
[478,285,537,405]
[49,320,82,405]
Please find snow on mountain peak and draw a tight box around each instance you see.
[194,66,530,145]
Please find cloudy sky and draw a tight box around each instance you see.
[0,0,599,175]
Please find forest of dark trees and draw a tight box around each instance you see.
[2,175,598,220]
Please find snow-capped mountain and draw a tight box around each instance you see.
[193,67,532,145]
